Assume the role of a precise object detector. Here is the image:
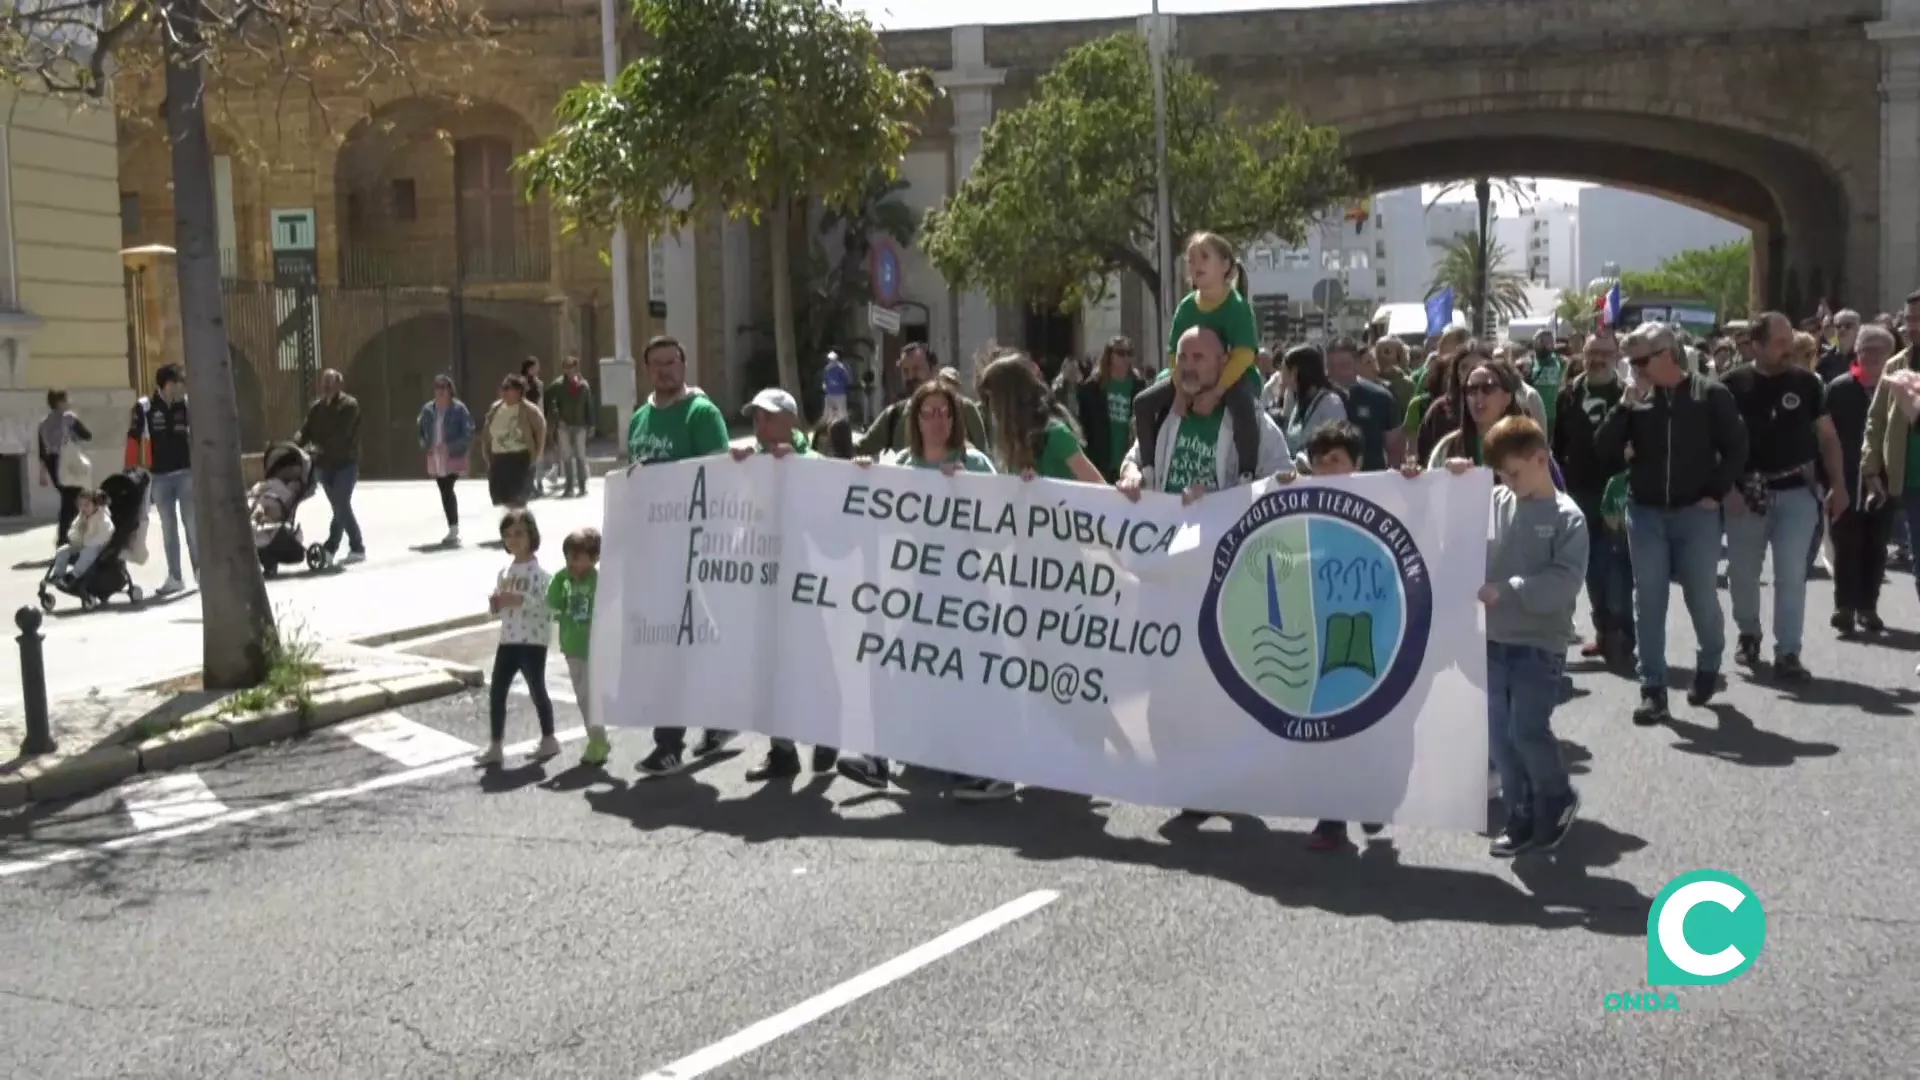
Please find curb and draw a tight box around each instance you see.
[353,612,497,649]
[0,664,483,811]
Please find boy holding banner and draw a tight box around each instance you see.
[1471,415,1588,858]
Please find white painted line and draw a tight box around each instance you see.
[119,773,228,832]
[333,711,477,768]
[638,890,1060,1079]
[513,684,578,705]
[0,726,586,880]
[396,621,502,649]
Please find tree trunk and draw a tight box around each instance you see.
[1474,177,1492,338]
[164,10,277,689]
[768,194,803,410]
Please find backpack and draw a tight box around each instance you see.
[1133,377,1261,482]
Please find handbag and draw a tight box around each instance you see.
[56,440,92,489]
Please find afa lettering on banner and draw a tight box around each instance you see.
[591,455,1495,831]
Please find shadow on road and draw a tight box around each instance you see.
[576,770,1655,937]
[1662,703,1840,768]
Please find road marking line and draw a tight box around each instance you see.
[513,684,578,705]
[0,727,586,880]
[638,890,1061,1079]
[119,773,228,832]
[394,621,502,649]
[333,711,478,768]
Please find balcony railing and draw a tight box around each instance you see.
[337,244,552,289]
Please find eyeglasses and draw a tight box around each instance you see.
[1463,383,1501,396]
[918,406,953,421]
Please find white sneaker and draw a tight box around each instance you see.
[532,736,562,761]
[156,577,184,597]
[443,528,460,546]
[339,551,366,566]
[473,743,504,766]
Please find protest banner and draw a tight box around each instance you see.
[590,457,1494,831]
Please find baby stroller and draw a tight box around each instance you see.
[252,441,329,577]
[38,467,151,612]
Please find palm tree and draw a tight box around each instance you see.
[1427,177,1536,337]
[1428,230,1532,329]
[1554,286,1603,331]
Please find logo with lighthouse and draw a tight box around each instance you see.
[1197,485,1432,742]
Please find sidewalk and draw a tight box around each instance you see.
[2,475,613,702]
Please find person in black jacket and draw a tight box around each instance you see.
[1596,322,1748,727]
[1553,334,1629,663]
[1825,323,1897,634]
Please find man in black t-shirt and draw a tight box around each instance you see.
[1719,311,1848,682]
[1324,336,1400,470]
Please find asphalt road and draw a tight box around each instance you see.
[0,569,1918,1077]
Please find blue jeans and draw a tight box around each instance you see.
[1487,642,1572,825]
[1726,486,1820,657]
[319,463,364,553]
[1572,491,1630,635]
[1626,503,1725,689]
[149,469,199,582]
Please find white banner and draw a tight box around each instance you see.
[591,458,1495,831]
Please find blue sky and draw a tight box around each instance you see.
[849,0,1591,205]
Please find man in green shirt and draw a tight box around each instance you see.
[625,335,730,466]
[724,386,839,782]
[625,334,735,776]
[1527,329,1566,438]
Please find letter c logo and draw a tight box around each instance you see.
[1656,879,1748,979]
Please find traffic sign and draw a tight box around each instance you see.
[871,239,902,306]
[868,303,901,334]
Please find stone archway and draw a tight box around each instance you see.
[332,96,552,289]
[347,311,535,478]
[1335,107,1853,316]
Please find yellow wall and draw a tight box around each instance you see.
[4,84,128,391]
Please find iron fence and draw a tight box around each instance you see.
[221,279,564,479]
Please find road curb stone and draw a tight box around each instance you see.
[136,720,235,773]
[4,663,472,809]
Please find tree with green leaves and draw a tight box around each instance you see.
[1620,239,1752,321]
[920,32,1350,319]
[1428,230,1532,329]
[747,172,915,415]
[521,0,932,402]
[1,0,486,689]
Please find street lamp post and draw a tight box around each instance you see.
[1149,0,1174,369]
[600,0,634,371]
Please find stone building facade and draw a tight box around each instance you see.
[111,0,1917,440]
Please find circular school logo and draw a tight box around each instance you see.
[1197,487,1433,742]
[1781,392,1801,410]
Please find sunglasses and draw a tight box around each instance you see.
[1463,383,1501,396]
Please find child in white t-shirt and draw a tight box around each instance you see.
[475,508,558,767]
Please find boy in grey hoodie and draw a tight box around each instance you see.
[1474,415,1589,857]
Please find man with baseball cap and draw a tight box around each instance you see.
[729,386,838,780]
[738,388,813,457]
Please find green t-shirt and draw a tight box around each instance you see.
[1601,472,1630,522]
[891,447,996,473]
[756,430,814,456]
[1036,418,1084,481]
[1104,377,1136,471]
[1162,411,1224,493]
[1404,393,1432,439]
[1165,289,1262,397]
[1530,352,1565,435]
[546,568,598,658]
[626,392,729,464]
[1903,428,1920,493]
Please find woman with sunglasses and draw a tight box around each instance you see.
[1429,351,1568,487]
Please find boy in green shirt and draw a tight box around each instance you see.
[548,527,606,765]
